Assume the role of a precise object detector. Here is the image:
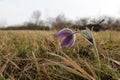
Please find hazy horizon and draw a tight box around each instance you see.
[0,0,120,26]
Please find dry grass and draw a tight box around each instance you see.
[0,30,120,80]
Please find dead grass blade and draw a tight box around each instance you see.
[42,64,51,80]
[32,52,41,77]
[47,52,95,80]
[0,59,9,76]
[47,59,89,79]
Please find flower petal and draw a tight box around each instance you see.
[67,35,76,48]
[55,28,76,48]
[55,28,73,39]
[55,32,70,39]
[61,34,73,47]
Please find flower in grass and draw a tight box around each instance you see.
[55,28,76,48]
[80,27,94,45]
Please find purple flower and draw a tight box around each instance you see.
[55,28,76,48]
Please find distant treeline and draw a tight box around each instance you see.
[50,15,120,31]
[1,14,120,31]
[0,23,50,30]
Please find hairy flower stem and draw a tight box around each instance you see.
[92,36,101,80]
[75,30,101,79]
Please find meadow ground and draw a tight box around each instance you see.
[0,30,120,80]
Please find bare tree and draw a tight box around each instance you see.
[51,14,66,29]
[31,10,41,25]
[51,14,73,30]
[75,18,89,26]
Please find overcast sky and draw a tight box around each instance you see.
[0,0,120,26]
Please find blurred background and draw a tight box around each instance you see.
[0,0,120,31]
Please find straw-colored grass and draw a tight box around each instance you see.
[0,30,120,80]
